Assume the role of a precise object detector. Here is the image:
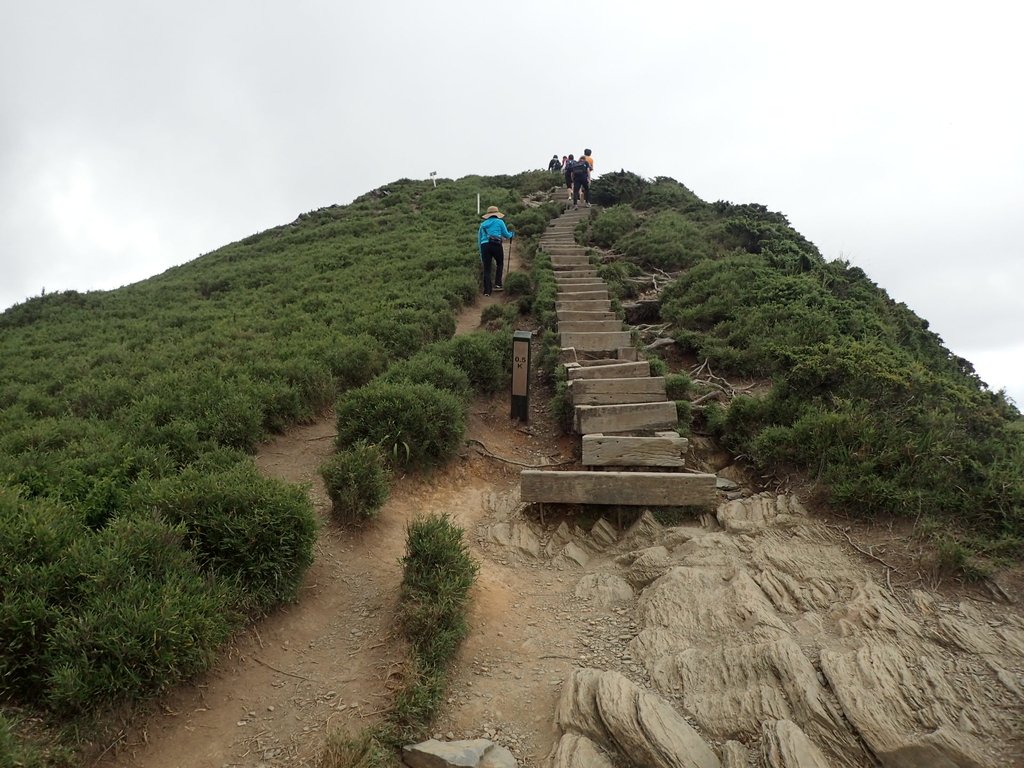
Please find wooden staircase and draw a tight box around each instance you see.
[520,204,717,508]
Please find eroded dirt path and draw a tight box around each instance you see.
[100,242,548,768]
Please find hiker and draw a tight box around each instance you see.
[563,154,575,190]
[478,205,514,296]
[548,154,561,171]
[561,154,568,170]
[583,148,594,174]
[571,155,591,209]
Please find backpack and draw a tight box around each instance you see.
[571,159,589,179]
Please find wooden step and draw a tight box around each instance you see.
[560,331,631,351]
[557,282,606,294]
[558,320,623,334]
[555,290,609,302]
[554,271,599,281]
[555,299,612,312]
[569,377,667,405]
[557,309,618,322]
[520,470,717,507]
[551,255,589,267]
[565,361,651,380]
[582,433,689,467]
[574,401,677,434]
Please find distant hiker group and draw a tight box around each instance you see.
[550,149,594,210]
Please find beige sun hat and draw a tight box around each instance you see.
[482,205,504,219]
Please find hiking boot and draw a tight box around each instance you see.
[585,202,591,207]
[494,284,503,292]
[573,205,578,210]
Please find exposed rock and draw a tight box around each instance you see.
[618,510,663,549]
[830,580,924,639]
[555,668,720,768]
[720,741,749,768]
[716,493,805,534]
[589,518,619,548]
[820,642,991,768]
[486,522,541,557]
[554,541,590,568]
[547,733,614,768]
[480,744,517,768]
[574,574,635,609]
[632,567,789,663]
[761,720,831,768]
[662,527,695,549]
[648,639,858,760]
[624,546,672,588]
[403,738,495,768]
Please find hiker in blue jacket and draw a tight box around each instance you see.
[478,206,515,296]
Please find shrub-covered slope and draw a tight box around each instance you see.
[0,171,556,745]
[589,171,1023,565]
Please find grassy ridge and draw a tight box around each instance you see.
[0,170,556,759]
[589,171,1023,568]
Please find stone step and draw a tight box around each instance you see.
[566,361,651,380]
[582,433,689,467]
[520,469,717,507]
[574,401,678,434]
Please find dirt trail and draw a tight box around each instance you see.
[99,243,544,768]
[98,233,1024,768]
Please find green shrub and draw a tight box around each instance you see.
[380,355,471,400]
[665,373,693,400]
[618,210,712,270]
[137,464,317,614]
[396,515,477,735]
[647,357,668,377]
[590,205,638,248]
[503,271,531,296]
[336,382,466,467]
[321,442,391,524]
[431,332,509,394]
[43,516,236,715]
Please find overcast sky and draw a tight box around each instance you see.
[2,1,1021,404]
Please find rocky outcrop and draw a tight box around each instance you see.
[553,668,720,768]
[403,738,516,768]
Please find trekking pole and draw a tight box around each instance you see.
[505,237,512,286]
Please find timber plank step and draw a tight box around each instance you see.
[558,320,623,333]
[554,271,599,281]
[555,299,611,312]
[574,401,678,434]
[557,309,618,322]
[568,375,667,405]
[566,361,651,379]
[520,470,716,507]
[555,290,609,302]
[582,433,688,467]
[558,283,607,294]
[560,331,632,351]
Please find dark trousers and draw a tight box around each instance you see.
[480,240,504,294]
[572,176,590,205]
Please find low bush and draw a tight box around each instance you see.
[665,373,693,400]
[335,382,466,467]
[503,271,531,296]
[380,355,471,400]
[431,332,510,395]
[590,205,638,248]
[320,442,391,524]
[395,515,478,737]
[136,464,317,615]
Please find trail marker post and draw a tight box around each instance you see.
[430,171,437,188]
[511,330,532,422]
